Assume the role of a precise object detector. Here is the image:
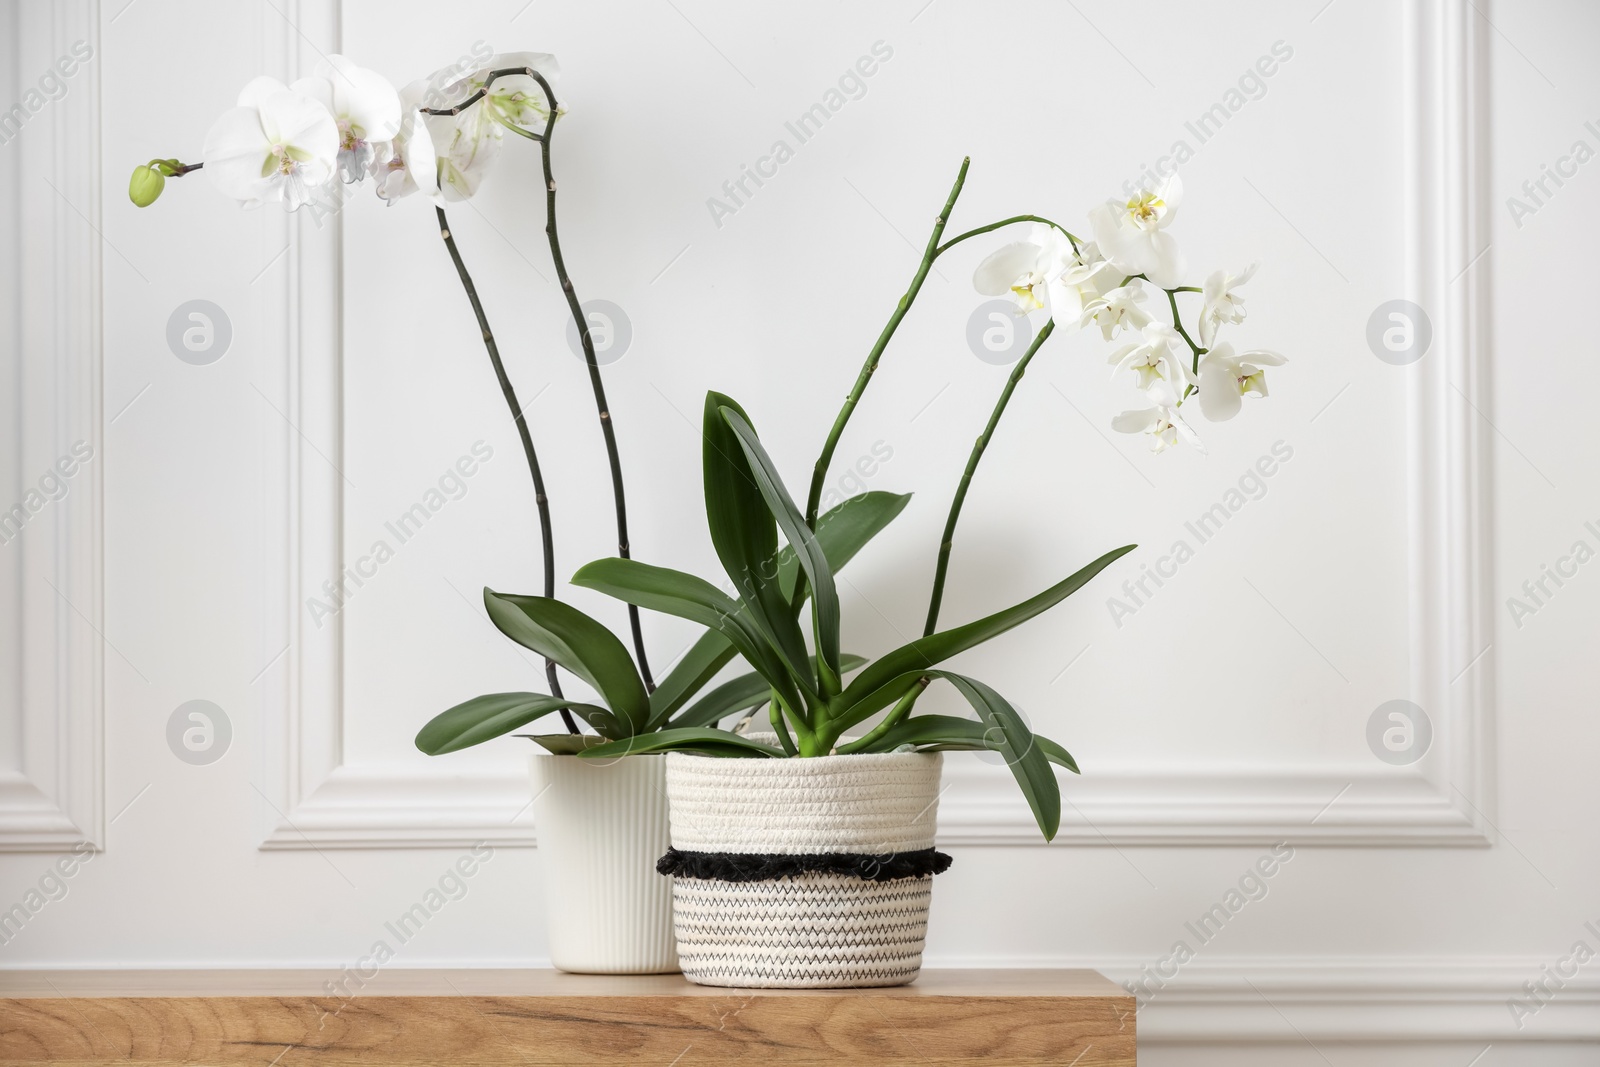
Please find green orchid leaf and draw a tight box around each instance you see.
[720,406,842,694]
[521,733,615,755]
[778,491,912,604]
[835,544,1136,727]
[576,727,786,760]
[636,491,911,729]
[416,693,614,754]
[483,589,649,736]
[850,713,996,752]
[571,557,805,720]
[669,654,868,730]
[850,713,1079,774]
[701,392,817,701]
[1034,735,1080,774]
[925,671,1059,841]
[646,629,738,731]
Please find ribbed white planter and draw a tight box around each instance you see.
[662,750,946,989]
[530,754,678,974]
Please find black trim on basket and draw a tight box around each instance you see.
[656,847,953,883]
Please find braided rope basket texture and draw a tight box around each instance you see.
[663,750,944,988]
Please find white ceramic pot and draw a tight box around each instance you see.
[661,750,947,989]
[531,753,678,974]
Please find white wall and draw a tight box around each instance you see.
[2,0,1598,1060]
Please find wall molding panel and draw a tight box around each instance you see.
[260,0,1495,850]
[0,0,105,853]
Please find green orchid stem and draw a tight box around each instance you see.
[1163,287,1206,399]
[794,163,1083,616]
[937,214,1081,257]
[526,70,655,693]
[800,157,971,536]
[434,205,578,735]
[428,67,656,692]
[838,676,929,754]
[923,317,1058,637]
[769,700,798,756]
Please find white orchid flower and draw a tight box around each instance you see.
[1082,274,1154,340]
[1196,341,1287,422]
[1198,263,1258,347]
[291,55,402,184]
[973,224,1103,322]
[1108,322,1195,393]
[202,76,338,211]
[1111,381,1204,454]
[414,52,561,201]
[375,81,441,206]
[1088,174,1186,289]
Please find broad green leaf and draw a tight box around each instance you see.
[576,727,785,760]
[571,557,805,720]
[1035,735,1080,774]
[851,714,1079,773]
[646,630,738,731]
[522,733,615,755]
[701,392,817,702]
[852,713,997,752]
[640,492,911,729]
[483,589,649,736]
[670,654,868,730]
[721,407,842,693]
[416,693,613,754]
[926,671,1059,841]
[778,491,912,603]
[835,544,1136,727]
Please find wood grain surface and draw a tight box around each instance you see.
[0,969,1135,1066]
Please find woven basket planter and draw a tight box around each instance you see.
[661,750,949,989]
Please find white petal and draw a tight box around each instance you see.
[1144,229,1186,288]
[1045,276,1088,326]
[1088,201,1135,273]
[289,75,334,114]
[398,106,441,203]
[1112,408,1159,434]
[256,90,338,165]
[319,55,402,141]
[973,242,1042,296]
[1172,412,1206,453]
[1157,172,1183,217]
[436,119,503,200]
[237,76,289,108]
[483,52,561,83]
[1237,347,1286,366]
[1197,360,1242,422]
[202,106,271,201]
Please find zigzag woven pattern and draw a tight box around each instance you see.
[671,872,934,988]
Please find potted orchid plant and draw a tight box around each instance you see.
[546,164,1285,988]
[131,50,860,975]
[136,46,1285,989]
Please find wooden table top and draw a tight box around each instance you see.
[0,966,1127,998]
[0,968,1137,1065]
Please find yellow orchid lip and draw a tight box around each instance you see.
[1125,192,1165,222]
[1010,283,1043,310]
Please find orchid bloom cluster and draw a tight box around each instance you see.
[129,52,562,211]
[972,176,1285,453]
